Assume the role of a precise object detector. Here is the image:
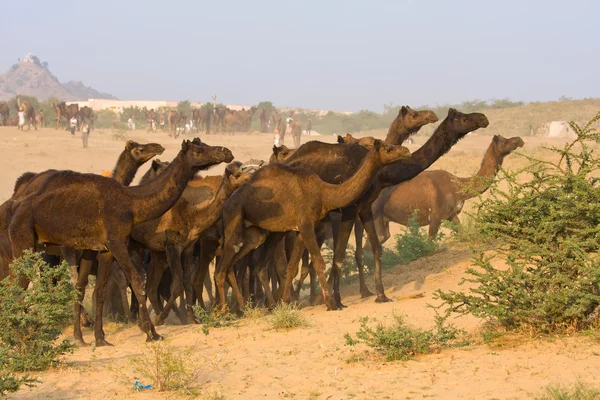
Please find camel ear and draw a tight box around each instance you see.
[152,159,160,170]
[125,140,135,150]
[399,106,407,117]
[272,146,280,155]
[493,135,499,143]
[337,135,344,144]
[182,140,190,151]
[448,108,457,117]
[373,139,383,151]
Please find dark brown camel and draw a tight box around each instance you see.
[214,106,227,133]
[215,140,411,311]
[0,101,9,125]
[371,135,524,241]
[168,110,182,137]
[78,106,94,130]
[282,108,488,307]
[131,162,252,324]
[8,139,233,346]
[192,108,212,135]
[0,140,165,334]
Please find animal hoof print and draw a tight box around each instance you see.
[96,339,113,347]
[375,295,392,303]
[75,339,90,347]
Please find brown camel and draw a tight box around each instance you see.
[214,140,411,311]
[0,140,165,333]
[7,139,233,346]
[213,105,227,132]
[269,145,296,163]
[290,120,302,149]
[131,162,252,324]
[78,106,94,130]
[168,110,182,137]
[36,110,44,128]
[259,108,269,132]
[281,108,487,307]
[0,101,9,125]
[371,135,524,241]
[16,95,37,131]
[338,134,377,149]
[192,108,212,135]
[145,108,158,132]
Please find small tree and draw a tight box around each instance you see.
[0,251,77,372]
[437,111,600,333]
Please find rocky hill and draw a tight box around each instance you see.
[0,53,116,101]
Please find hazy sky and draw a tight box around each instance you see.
[2,0,598,112]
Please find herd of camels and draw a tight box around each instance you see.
[0,104,527,347]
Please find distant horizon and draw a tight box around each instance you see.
[2,0,598,113]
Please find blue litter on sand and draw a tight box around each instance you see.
[133,381,152,391]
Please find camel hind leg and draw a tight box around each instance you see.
[353,218,375,298]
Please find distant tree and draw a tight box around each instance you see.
[177,100,193,115]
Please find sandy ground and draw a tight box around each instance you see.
[2,126,598,399]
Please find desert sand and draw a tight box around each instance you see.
[2,126,599,400]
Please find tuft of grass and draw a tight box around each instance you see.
[344,313,468,361]
[535,380,600,400]
[130,341,217,392]
[192,306,238,336]
[270,303,310,330]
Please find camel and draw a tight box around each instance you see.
[16,95,37,131]
[290,120,302,149]
[338,134,377,149]
[192,108,212,135]
[213,106,227,132]
[281,108,488,307]
[259,108,269,132]
[168,110,182,137]
[78,106,94,130]
[36,110,44,128]
[131,161,252,324]
[214,140,412,312]
[371,135,524,241]
[54,101,78,130]
[144,108,158,132]
[269,145,296,163]
[0,101,9,125]
[7,139,233,346]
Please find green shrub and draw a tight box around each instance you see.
[270,303,309,330]
[0,251,76,372]
[393,214,440,264]
[130,341,214,392]
[436,111,600,333]
[535,380,600,400]
[344,313,467,361]
[192,306,238,336]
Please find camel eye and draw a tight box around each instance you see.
[462,118,468,123]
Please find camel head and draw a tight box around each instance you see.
[392,106,439,133]
[492,135,524,156]
[125,140,165,164]
[445,108,489,135]
[224,161,253,189]
[182,138,234,172]
[372,139,412,164]
[270,145,295,163]
[144,159,171,181]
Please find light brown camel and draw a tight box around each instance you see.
[371,135,524,241]
[290,120,302,149]
[168,110,182,137]
[131,162,252,324]
[36,110,44,128]
[16,95,37,131]
[269,145,296,163]
[338,134,377,149]
[214,140,411,311]
[7,139,233,346]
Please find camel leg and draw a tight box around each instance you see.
[292,250,310,302]
[353,219,375,298]
[73,253,93,346]
[298,223,337,311]
[329,211,356,309]
[281,235,305,304]
[428,217,442,239]
[192,239,218,313]
[93,252,114,346]
[215,227,267,312]
[360,209,391,303]
[113,264,134,322]
[146,253,167,318]
[154,245,184,326]
[106,241,161,343]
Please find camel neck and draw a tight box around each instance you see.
[458,144,505,200]
[128,151,193,224]
[377,118,465,187]
[112,150,140,186]
[385,119,415,145]
[320,149,379,211]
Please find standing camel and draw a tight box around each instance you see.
[78,106,94,130]
[371,135,524,241]
[214,140,411,311]
[16,95,37,131]
[282,108,488,307]
[7,139,233,346]
[0,101,9,125]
